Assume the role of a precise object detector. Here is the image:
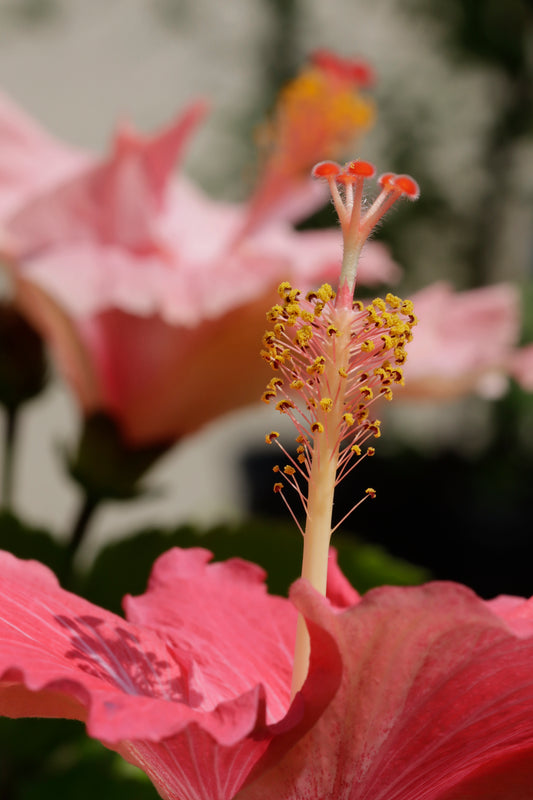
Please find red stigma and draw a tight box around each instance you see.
[393,174,420,200]
[310,49,375,87]
[378,172,419,199]
[378,172,395,190]
[312,160,342,179]
[346,160,376,178]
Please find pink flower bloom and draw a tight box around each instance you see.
[0,91,88,223]
[511,342,533,392]
[1,547,533,799]
[0,88,397,446]
[400,282,521,400]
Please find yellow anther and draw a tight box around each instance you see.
[306,356,326,375]
[343,412,355,426]
[353,300,364,311]
[278,281,292,298]
[285,302,301,318]
[319,397,333,412]
[311,421,324,434]
[351,444,361,455]
[338,367,348,378]
[360,385,373,400]
[273,464,280,472]
[273,482,284,493]
[369,420,381,437]
[394,347,407,365]
[263,330,276,347]
[372,297,386,312]
[365,487,377,498]
[262,390,276,403]
[381,334,393,350]
[296,325,313,348]
[357,407,369,423]
[381,311,397,328]
[327,324,340,337]
[361,339,375,353]
[381,387,394,401]
[317,283,335,303]
[265,431,280,444]
[367,306,383,326]
[284,465,296,476]
[266,304,284,321]
[290,379,305,390]
[367,447,376,456]
[274,322,285,336]
[301,309,315,323]
[276,399,296,412]
[385,293,402,309]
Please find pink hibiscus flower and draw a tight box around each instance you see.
[511,342,533,392]
[0,55,395,447]
[400,282,521,400]
[0,90,89,222]
[1,547,532,800]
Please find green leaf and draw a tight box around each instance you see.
[0,511,68,576]
[0,718,158,800]
[83,518,428,614]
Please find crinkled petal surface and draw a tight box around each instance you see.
[0,548,341,800]
[237,581,533,800]
[6,101,207,257]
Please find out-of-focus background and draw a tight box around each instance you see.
[2,0,533,595]
[1,1,533,797]
[1,0,533,577]
[2,0,533,584]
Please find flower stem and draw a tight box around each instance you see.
[62,493,100,585]
[291,317,351,696]
[2,407,18,511]
[291,436,338,695]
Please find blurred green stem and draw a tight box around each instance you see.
[63,493,101,585]
[2,407,18,510]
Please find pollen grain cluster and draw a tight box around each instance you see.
[262,281,416,516]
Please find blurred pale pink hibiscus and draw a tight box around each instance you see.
[511,343,533,392]
[400,282,522,401]
[1,547,533,799]
[0,64,396,447]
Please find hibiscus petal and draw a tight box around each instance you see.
[7,101,206,257]
[0,548,341,800]
[0,90,88,224]
[124,548,297,722]
[401,282,520,401]
[237,580,533,800]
